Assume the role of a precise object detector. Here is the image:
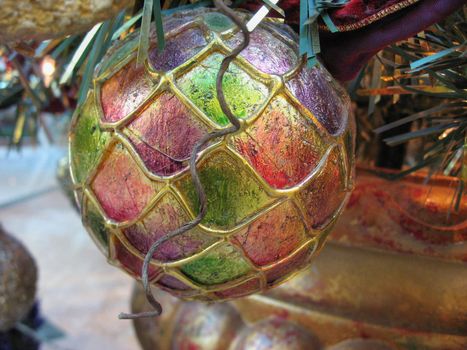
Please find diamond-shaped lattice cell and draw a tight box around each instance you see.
[111,236,161,280]
[181,243,252,286]
[70,95,110,184]
[163,14,197,33]
[298,147,347,229]
[226,27,298,75]
[100,59,156,123]
[98,38,138,77]
[149,28,207,72]
[122,191,217,262]
[84,197,110,253]
[202,12,235,33]
[91,142,161,223]
[177,53,269,127]
[213,277,261,299]
[232,201,307,267]
[175,150,275,231]
[231,95,326,189]
[286,64,348,136]
[157,274,194,292]
[126,92,210,177]
[263,21,297,42]
[264,245,312,285]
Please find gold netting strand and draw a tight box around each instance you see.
[118,0,251,319]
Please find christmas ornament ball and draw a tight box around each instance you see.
[69,8,354,301]
[0,227,37,331]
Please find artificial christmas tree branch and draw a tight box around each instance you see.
[4,46,54,144]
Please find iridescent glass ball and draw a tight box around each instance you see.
[69,8,355,301]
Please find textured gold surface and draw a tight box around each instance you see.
[0,0,131,42]
[0,226,37,331]
[131,169,467,350]
[330,167,467,260]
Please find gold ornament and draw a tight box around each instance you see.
[0,0,132,43]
